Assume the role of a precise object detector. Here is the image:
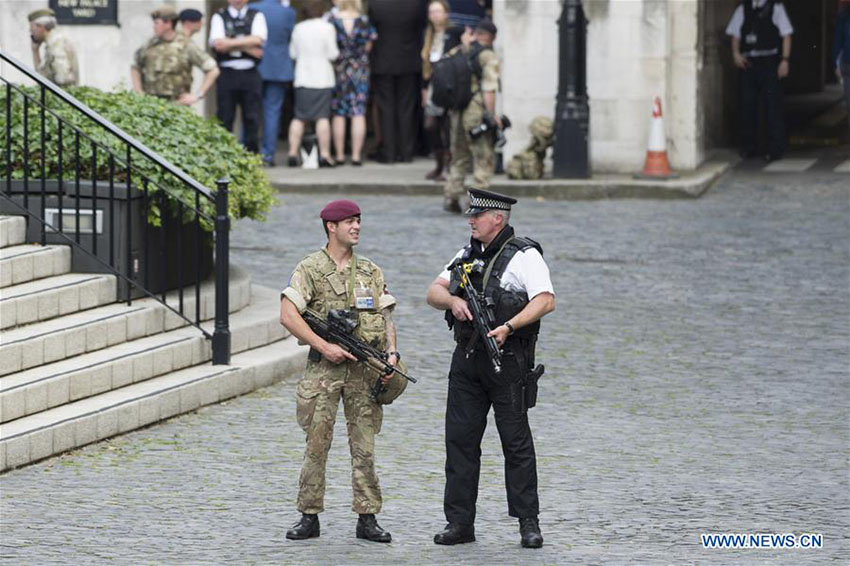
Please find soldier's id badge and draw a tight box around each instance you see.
[354,286,375,310]
[745,33,757,45]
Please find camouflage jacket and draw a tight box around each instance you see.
[39,30,78,87]
[282,248,395,353]
[133,34,217,99]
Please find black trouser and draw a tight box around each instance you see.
[443,346,539,525]
[372,73,418,161]
[216,67,262,153]
[739,55,786,157]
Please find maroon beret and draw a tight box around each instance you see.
[320,199,361,222]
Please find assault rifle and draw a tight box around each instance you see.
[302,308,417,401]
[448,258,502,374]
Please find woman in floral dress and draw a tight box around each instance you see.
[330,0,377,166]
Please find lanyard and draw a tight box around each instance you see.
[347,252,357,308]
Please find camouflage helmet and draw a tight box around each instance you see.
[375,358,409,405]
[529,116,554,145]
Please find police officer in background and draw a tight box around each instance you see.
[443,19,501,213]
[726,0,794,162]
[209,0,268,153]
[426,189,555,549]
[280,199,399,543]
[132,6,220,106]
[29,8,79,87]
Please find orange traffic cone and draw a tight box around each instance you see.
[635,97,678,179]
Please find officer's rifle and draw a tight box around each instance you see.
[449,258,502,374]
[302,309,417,401]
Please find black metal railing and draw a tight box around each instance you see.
[0,49,230,365]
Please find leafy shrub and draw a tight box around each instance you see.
[0,85,276,229]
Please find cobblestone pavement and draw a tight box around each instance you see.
[2,170,848,565]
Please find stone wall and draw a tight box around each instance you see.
[496,0,706,173]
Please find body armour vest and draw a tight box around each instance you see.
[216,8,260,63]
[741,0,781,57]
[448,226,542,349]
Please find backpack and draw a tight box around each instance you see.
[430,44,491,111]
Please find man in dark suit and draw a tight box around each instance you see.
[253,0,296,167]
[368,0,426,163]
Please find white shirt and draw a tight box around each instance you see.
[209,6,268,70]
[725,1,794,41]
[289,18,339,89]
[438,245,555,301]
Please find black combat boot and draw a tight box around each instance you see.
[356,514,392,543]
[286,513,320,540]
[433,523,475,545]
[519,517,543,548]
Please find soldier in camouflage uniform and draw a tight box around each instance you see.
[131,5,220,106]
[443,19,501,213]
[280,199,399,543]
[28,9,78,87]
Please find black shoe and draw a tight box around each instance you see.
[287,156,299,167]
[739,148,757,159]
[442,197,461,214]
[433,523,475,545]
[519,517,543,548]
[764,153,783,163]
[319,157,335,168]
[356,514,391,543]
[351,160,362,167]
[286,513,320,540]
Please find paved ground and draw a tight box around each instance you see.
[263,151,730,199]
[1,167,848,565]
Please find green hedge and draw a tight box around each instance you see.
[0,86,276,229]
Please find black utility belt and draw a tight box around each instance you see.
[220,65,259,72]
[454,337,533,352]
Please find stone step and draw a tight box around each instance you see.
[0,284,287,423]
[0,216,26,249]
[0,336,308,472]
[0,244,71,288]
[0,265,253,377]
[0,273,116,331]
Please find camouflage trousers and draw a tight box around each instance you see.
[444,107,495,200]
[295,358,383,514]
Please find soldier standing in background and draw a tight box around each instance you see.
[29,8,79,87]
[178,9,205,40]
[442,19,500,213]
[279,199,398,543]
[131,5,220,106]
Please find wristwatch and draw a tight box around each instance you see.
[504,321,515,335]
[387,351,401,361]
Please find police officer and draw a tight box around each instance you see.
[443,19,501,213]
[209,0,268,153]
[725,0,794,162]
[426,189,555,548]
[280,199,399,543]
[28,8,79,87]
[131,5,220,106]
